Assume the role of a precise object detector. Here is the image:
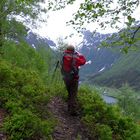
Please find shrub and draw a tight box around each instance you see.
[3,109,54,140]
[0,60,55,139]
[78,86,138,140]
[118,84,140,121]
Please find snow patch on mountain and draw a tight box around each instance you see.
[97,48,101,51]
[99,66,105,72]
[32,44,36,49]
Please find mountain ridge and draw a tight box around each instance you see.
[79,30,140,90]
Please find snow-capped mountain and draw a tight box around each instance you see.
[79,30,120,80]
[26,31,56,49]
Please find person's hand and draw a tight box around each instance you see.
[85,60,92,64]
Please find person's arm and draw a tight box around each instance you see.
[76,53,86,66]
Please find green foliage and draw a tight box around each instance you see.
[46,0,139,29]
[49,0,140,52]
[1,40,53,84]
[71,0,139,30]
[132,125,140,140]
[100,27,140,53]
[78,86,139,140]
[96,124,112,140]
[1,39,139,139]
[3,110,54,140]
[0,60,55,139]
[118,84,140,121]
[93,85,140,123]
[47,69,67,99]
[0,38,66,139]
[0,0,47,50]
[89,49,140,90]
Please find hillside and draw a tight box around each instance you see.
[87,50,140,90]
[79,30,121,80]
[26,32,56,49]
[1,0,140,139]
[25,30,140,91]
[1,33,140,139]
[86,28,140,90]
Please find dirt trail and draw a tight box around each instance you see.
[0,108,6,140]
[48,97,90,140]
[0,97,90,140]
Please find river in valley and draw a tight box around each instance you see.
[102,94,118,104]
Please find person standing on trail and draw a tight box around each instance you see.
[61,45,86,115]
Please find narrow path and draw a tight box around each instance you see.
[48,97,90,140]
[0,108,7,140]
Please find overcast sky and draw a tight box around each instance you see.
[32,0,140,46]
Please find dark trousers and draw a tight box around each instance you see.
[64,79,78,113]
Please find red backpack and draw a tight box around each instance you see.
[61,52,79,80]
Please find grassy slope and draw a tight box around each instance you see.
[1,40,140,140]
[88,50,140,90]
[89,28,140,90]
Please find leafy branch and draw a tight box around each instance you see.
[131,26,140,41]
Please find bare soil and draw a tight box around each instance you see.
[0,97,91,140]
[47,97,91,140]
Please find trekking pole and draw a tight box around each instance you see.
[51,49,63,82]
[54,60,59,73]
[52,60,60,81]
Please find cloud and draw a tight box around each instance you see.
[32,0,140,44]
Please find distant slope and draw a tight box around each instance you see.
[87,50,140,90]
[79,30,121,80]
[26,31,56,49]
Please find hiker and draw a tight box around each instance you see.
[61,45,86,115]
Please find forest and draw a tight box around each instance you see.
[0,0,140,140]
